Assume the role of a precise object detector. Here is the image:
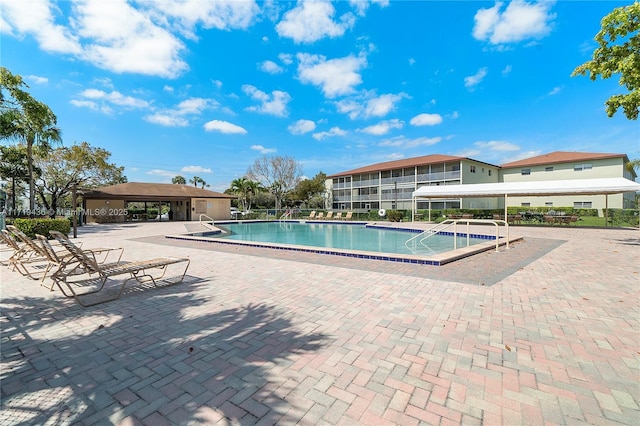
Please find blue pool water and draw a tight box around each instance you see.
[211,221,489,256]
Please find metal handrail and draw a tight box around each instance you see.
[405,219,509,253]
[199,214,215,228]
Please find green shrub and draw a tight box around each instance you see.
[385,210,404,222]
[12,218,71,239]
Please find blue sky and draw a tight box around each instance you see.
[1,0,638,192]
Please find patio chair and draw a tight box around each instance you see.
[34,234,125,290]
[5,225,58,279]
[325,211,334,220]
[333,212,343,220]
[0,228,30,268]
[342,211,353,221]
[315,212,324,220]
[49,230,190,307]
[305,210,316,219]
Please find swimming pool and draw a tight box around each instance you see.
[166,221,509,265]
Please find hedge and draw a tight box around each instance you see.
[11,218,71,239]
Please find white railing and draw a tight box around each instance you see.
[405,219,508,253]
[199,214,215,228]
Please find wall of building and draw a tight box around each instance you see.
[190,198,231,221]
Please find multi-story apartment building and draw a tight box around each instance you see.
[327,151,637,214]
[500,151,637,211]
[328,154,501,212]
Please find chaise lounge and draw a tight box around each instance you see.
[49,231,190,307]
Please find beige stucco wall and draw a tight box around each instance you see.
[501,157,632,212]
[190,198,231,221]
[459,160,501,209]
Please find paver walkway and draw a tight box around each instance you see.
[1,221,638,425]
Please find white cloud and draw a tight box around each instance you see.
[242,85,291,117]
[251,145,277,154]
[276,1,355,43]
[0,0,81,54]
[181,165,212,173]
[288,119,316,135]
[335,92,407,120]
[473,0,555,45]
[547,86,561,96]
[279,53,293,65]
[475,140,520,152]
[260,60,284,74]
[147,169,176,177]
[360,119,403,136]
[378,136,441,148]
[143,97,214,127]
[312,127,347,140]
[70,99,113,114]
[26,75,48,85]
[204,120,247,134]
[74,0,187,78]
[297,52,366,98]
[410,113,443,126]
[145,114,189,127]
[464,68,488,89]
[73,88,150,113]
[1,0,260,78]
[502,65,512,75]
[150,0,259,35]
[163,85,174,92]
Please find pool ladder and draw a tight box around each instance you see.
[404,219,508,253]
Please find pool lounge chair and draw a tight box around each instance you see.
[49,230,190,307]
[305,210,316,219]
[341,211,353,221]
[5,225,64,280]
[35,233,125,290]
[333,212,342,220]
[325,211,334,220]
[315,212,324,220]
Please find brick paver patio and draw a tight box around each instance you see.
[1,221,638,425]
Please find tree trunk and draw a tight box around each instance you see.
[27,137,35,212]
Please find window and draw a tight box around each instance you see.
[574,163,593,171]
[521,168,531,175]
[545,202,553,207]
[481,168,485,173]
[521,202,531,207]
[574,201,592,208]
[470,165,476,173]
[488,170,492,176]
[545,166,553,172]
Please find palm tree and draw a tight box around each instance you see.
[0,68,62,210]
[230,177,263,212]
[189,176,202,187]
[172,175,186,184]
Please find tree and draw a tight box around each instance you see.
[33,141,127,216]
[230,177,263,212]
[189,176,209,188]
[0,67,63,210]
[246,155,303,211]
[0,144,32,214]
[172,175,186,184]
[572,2,640,120]
[293,171,327,208]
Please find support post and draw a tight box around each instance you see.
[72,184,78,238]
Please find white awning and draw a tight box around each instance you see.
[412,177,640,199]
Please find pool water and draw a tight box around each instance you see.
[214,222,488,256]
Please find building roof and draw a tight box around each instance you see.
[412,177,640,199]
[83,182,236,200]
[501,151,629,169]
[328,154,498,178]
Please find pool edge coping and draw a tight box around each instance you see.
[165,220,524,266]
